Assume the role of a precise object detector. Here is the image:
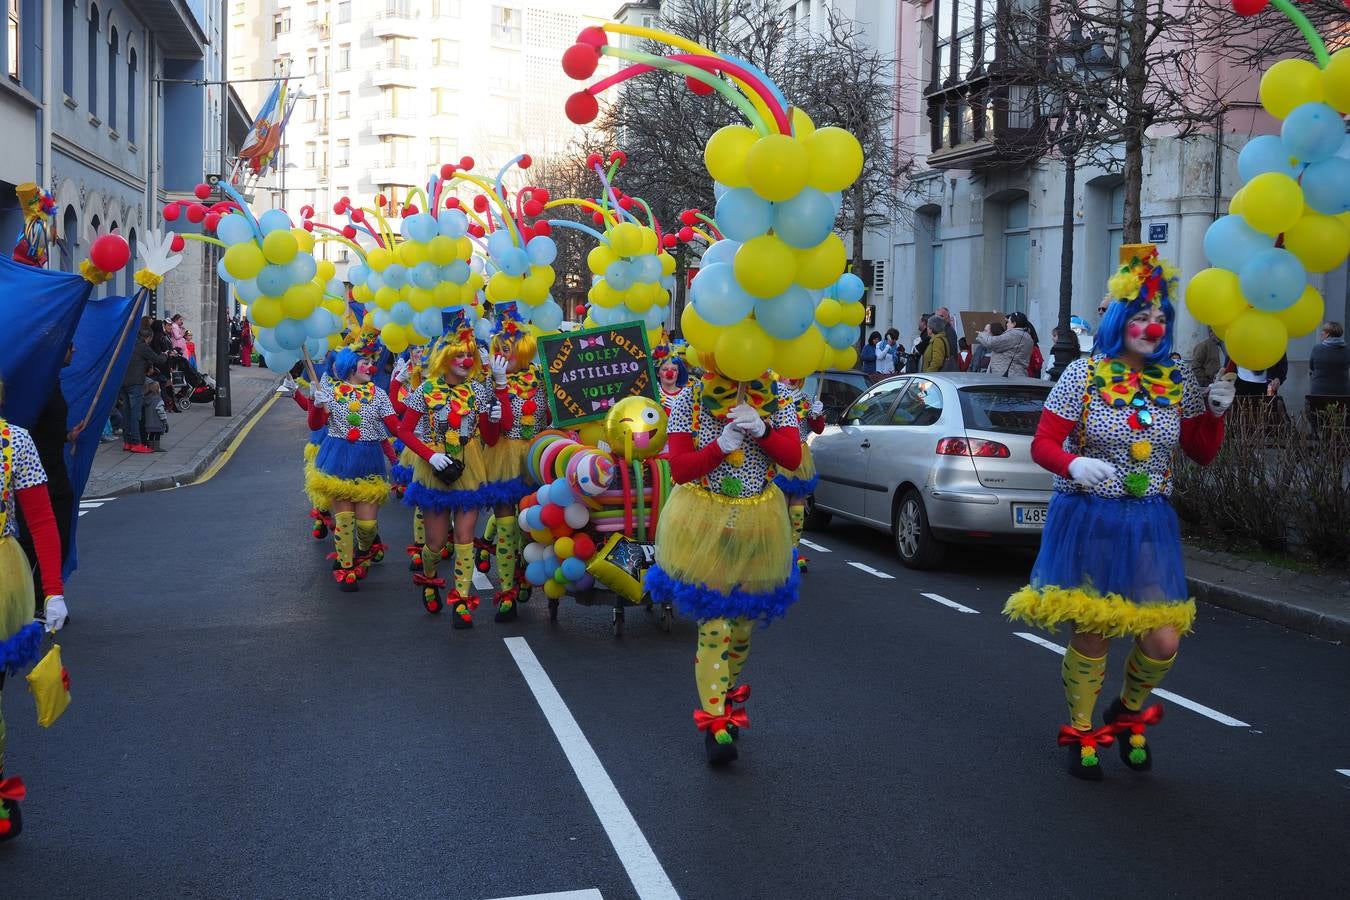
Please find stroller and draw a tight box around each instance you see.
[168,358,215,410]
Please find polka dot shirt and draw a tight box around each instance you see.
[668,381,798,498]
[2,424,47,539]
[325,384,397,441]
[402,379,491,448]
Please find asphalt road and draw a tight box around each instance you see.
[3,401,1348,899]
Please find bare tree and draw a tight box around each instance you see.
[1195,1,1349,70]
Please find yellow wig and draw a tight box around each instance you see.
[491,325,537,369]
[428,327,482,381]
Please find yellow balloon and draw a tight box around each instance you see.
[521,273,551,305]
[805,127,864,192]
[795,233,847,290]
[832,346,858,371]
[315,259,336,282]
[1260,58,1325,119]
[659,252,676,276]
[772,327,826,379]
[745,134,810,202]
[428,235,457,265]
[382,324,410,354]
[1324,48,1350,114]
[1275,284,1324,338]
[366,248,392,271]
[791,107,815,139]
[532,265,557,289]
[1185,268,1247,327]
[704,124,758,188]
[627,289,654,314]
[714,320,775,381]
[733,235,797,298]
[530,528,553,545]
[262,229,299,265]
[638,226,659,256]
[680,303,720,352]
[293,228,315,254]
[433,282,458,306]
[488,272,522,302]
[589,280,619,308]
[406,287,435,311]
[544,579,567,600]
[1228,189,1245,216]
[839,301,866,327]
[576,421,607,446]
[224,242,265,280]
[1224,309,1288,371]
[455,237,474,259]
[375,286,400,309]
[815,297,843,327]
[609,222,643,257]
[281,283,317,318]
[1240,172,1303,236]
[399,241,427,267]
[351,284,374,303]
[249,295,283,328]
[323,297,345,316]
[1283,212,1350,273]
[327,333,344,350]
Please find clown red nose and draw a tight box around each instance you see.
[1144,323,1165,341]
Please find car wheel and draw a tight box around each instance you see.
[894,488,945,570]
[803,493,831,530]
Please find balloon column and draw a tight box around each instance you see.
[519,432,616,601]
[1187,1,1349,370]
[563,23,865,382]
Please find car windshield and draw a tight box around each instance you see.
[958,385,1050,435]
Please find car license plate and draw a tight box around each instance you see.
[1012,503,1048,529]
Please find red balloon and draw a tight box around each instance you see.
[459,155,475,170]
[565,91,599,125]
[1230,0,1269,14]
[593,211,606,226]
[468,223,486,238]
[90,233,131,272]
[446,196,461,209]
[576,26,607,49]
[680,209,699,226]
[574,303,587,316]
[540,503,565,529]
[520,155,533,169]
[186,204,207,224]
[170,235,185,252]
[679,226,694,242]
[473,194,490,213]
[351,208,366,223]
[534,221,553,237]
[162,204,181,222]
[534,189,551,204]
[440,163,457,179]
[194,183,212,200]
[586,153,604,169]
[662,233,678,249]
[300,205,315,219]
[203,212,221,233]
[375,193,387,207]
[686,75,714,96]
[403,205,419,216]
[549,523,574,540]
[562,43,601,80]
[303,221,315,232]
[524,200,544,217]
[618,197,634,211]
[342,225,358,239]
[609,151,627,167]
[572,533,596,561]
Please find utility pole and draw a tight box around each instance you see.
[214,8,233,416]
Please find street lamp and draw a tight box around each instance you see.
[1043,23,1114,380]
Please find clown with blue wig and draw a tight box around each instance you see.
[1005,244,1235,780]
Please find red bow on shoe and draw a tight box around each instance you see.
[1057,725,1116,749]
[0,776,26,803]
[412,574,446,588]
[1110,703,1164,735]
[693,708,749,733]
[725,684,751,705]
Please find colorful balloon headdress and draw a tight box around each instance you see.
[1107,244,1178,310]
[13,182,57,267]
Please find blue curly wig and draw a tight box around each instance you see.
[332,347,361,381]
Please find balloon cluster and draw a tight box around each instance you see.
[1188,15,1350,369]
[520,480,601,601]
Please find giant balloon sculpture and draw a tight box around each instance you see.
[562,21,866,382]
[1187,0,1350,370]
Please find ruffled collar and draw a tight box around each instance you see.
[1091,358,1184,409]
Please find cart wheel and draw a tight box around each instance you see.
[659,603,674,633]
[612,605,625,638]
[180,397,191,411]
[548,597,559,622]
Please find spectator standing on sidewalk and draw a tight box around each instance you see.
[861,331,881,377]
[184,330,198,371]
[923,314,953,372]
[876,329,900,376]
[120,328,166,454]
[169,314,188,357]
[239,318,253,367]
[934,307,962,372]
[1309,321,1348,396]
[977,316,1033,377]
[1188,327,1225,387]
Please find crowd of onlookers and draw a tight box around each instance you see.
[107,313,212,453]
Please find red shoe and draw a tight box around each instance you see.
[128,443,154,454]
[333,567,360,593]
[448,590,477,629]
[406,544,424,572]
[413,573,446,614]
[493,589,519,623]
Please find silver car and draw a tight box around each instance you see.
[806,373,1054,569]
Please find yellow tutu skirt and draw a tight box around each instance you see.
[404,441,491,513]
[0,536,43,666]
[773,443,818,499]
[648,484,798,622]
[483,437,531,484]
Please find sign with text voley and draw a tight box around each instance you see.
[539,322,657,427]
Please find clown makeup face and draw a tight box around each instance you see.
[658,361,681,389]
[1124,305,1168,358]
[352,359,376,384]
[446,351,475,382]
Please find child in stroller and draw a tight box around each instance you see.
[166,355,215,410]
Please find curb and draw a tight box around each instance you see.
[1188,575,1350,644]
[102,379,280,496]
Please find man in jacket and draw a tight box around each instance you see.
[1189,327,1225,387]
[1309,321,1349,397]
[121,328,167,453]
[923,313,953,372]
[934,306,961,372]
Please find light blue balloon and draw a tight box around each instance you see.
[1238,248,1306,312]
[498,246,530,277]
[754,286,816,340]
[835,272,866,303]
[561,557,587,581]
[443,260,471,283]
[1301,157,1350,215]
[700,238,741,268]
[716,187,774,242]
[1238,134,1299,181]
[406,213,439,244]
[438,209,469,239]
[550,480,576,507]
[366,271,385,293]
[661,275,676,291]
[305,309,333,339]
[589,304,614,326]
[325,278,346,299]
[217,258,237,283]
[413,308,443,339]
[713,181,730,202]
[826,191,843,214]
[254,326,280,353]
[286,254,318,284]
[632,253,663,282]
[474,318,495,342]
[383,264,407,289]
[525,560,547,587]
[274,318,308,350]
[263,348,300,374]
[257,264,291,296]
[487,230,514,261]
[772,187,836,249]
[613,305,643,326]
[644,306,667,330]
[217,214,254,246]
[235,278,262,303]
[1203,215,1272,272]
[1281,102,1345,164]
[348,263,370,284]
[605,260,635,291]
[372,308,392,329]
[527,235,558,266]
[304,337,329,359]
[390,301,415,325]
[689,263,754,326]
[412,261,440,290]
[533,300,564,332]
[825,323,856,349]
[258,209,292,235]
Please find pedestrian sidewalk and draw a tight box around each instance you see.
[85,366,280,497]
[1185,545,1350,644]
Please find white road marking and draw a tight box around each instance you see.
[78,498,112,518]
[847,561,894,579]
[919,592,979,614]
[1336,769,1350,779]
[486,892,604,900]
[798,539,831,553]
[504,638,679,900]
[1012,632,1250,727]
[80,497,114,503]
[473,571,494,593]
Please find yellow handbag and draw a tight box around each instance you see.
[26,638,71,728]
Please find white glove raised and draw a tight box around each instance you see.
[1067,457,1115,488]
[716,422,746,454]
[729,403,767,438]
[478,347,492,370]
[809,399,825,417]
[428,452,454,472]
[43,595,68,632]
[488,400,503,423]
[1206,379,1236,416]
[278,375,298,394]
[391,357,410,384]
[491,354,509,388]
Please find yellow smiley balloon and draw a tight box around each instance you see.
[604,395,668,462]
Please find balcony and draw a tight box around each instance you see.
[369,116,418,137]
[372,6,419,38]
[371,57,418,87]
[370,160,423,185]
[924,80,1042,171]
[125,0,207,56]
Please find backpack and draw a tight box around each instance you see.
[1027,345,1043,379]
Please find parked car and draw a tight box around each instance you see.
[801,369,869,425]
[806,372,1053,569]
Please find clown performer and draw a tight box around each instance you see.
[647,375,802,765]
[388,346,434,570]
[1004,244,1234,780]
[656,351,689,415]
[307,348,417,591]
[286,351,337,541]
[398,328,509,626]
[774,376,826,573]
[0,376,70,842]
[478,318,548,622]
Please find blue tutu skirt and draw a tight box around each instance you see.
[1005,492,1196,637]
[308,437,391,506]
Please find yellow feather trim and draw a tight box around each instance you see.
[80,259,114,285]
[134,269,164,290]
[1003,585,1196,638]
[304,469,390,508]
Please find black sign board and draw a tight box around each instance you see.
[538,321,657,427]
[1148,222,1169,243]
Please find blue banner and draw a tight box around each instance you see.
[60,290,146,578]
[0,254,93,427]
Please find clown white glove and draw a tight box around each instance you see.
[429,452,453,472]
[43,595,68,632]
[729,403,767,438]
[810,399,825,418]
[716,422,746,454]
[488,400,503,423]
[491,354,509,388]
[1207,379,1235,416]
[278,376,298,394]
[478,347,491,370]
[391,357,410,385]
[1068,457,1114,488]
